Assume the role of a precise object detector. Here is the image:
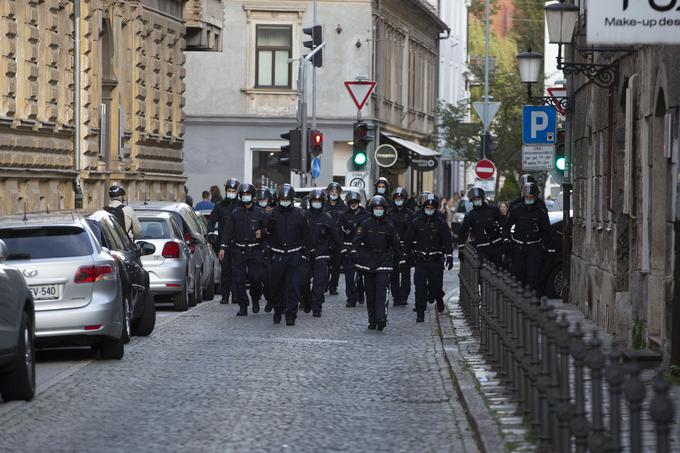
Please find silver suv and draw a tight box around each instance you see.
[0,213,128,359]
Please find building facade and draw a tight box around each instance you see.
[0,0,221,215]
[567,8,680,363]
[183,0,447,200]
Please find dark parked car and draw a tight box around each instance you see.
[544,211,570,299]
[0,240,35,402]
[86,211,156,339]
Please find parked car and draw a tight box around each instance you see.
[85,211,156,340]
[131,202,218,301]
[0,213,131,359]
[543,211,570,299]
[135,212,197,311]
[0,239,35,402]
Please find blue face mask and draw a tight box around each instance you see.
[311,201,322,210]
[394,199,404,207]
[279,200,291,207]
[374,208,385,217]
[258,200,268,208]
[377,187,386,195]
[424,208,435,216]
[525,197,535,206]
[472,199,483,208]
[329,193,339,201]
[241,195,252,203]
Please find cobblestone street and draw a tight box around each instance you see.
[0,276,477,452]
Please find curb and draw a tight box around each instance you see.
[436,294,506,453]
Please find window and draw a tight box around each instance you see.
[0,227,93,260]
[256,25,292,88]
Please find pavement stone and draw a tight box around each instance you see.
[0,271,477,452]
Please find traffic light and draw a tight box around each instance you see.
[555,129,566,172]
[309,129,323,157]
[303,25,323,68]
[352,122,372,169]
[280,128,303,171]
[480,132,498,159]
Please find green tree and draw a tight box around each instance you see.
[437,100,481,163]
[498,172,519,202]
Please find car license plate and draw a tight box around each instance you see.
[30,284,61,301]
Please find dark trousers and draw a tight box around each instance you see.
[220,251,233,300]
[231,248,263,306]
[344,254,364,305]
[510,244,545,294]
[262,256,272,303]
[414,259,444,314]
[390,262,411,303]
[301,259,329,312]
[363,272,390,324]
[328,249,342,291]
[270,251,302,319]
[477,245,503,268]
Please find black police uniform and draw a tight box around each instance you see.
[404,212,453,318]
[339,206,371,306]
[267,204,312,323]
[387,205,415,305]
[504,200,552,292]
[301,207,343,315]
[458,202,504,266]
[260,202,276,310]
[209,198,239,303]
[221,203,267,312]
[323,197,347,294]
[509,196,547,214]
[352,216,402,328]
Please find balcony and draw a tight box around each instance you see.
[183,0,224,52]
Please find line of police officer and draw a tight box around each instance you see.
[207,177,455,330]
[457,175,555,295]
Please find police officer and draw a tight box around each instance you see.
[504,182,553,293]
[267,184,312,326]
[371,177,394,208]
[211,178,240,304]
[404,193,454,322]
[221,183,267,316]
[300,189,343,317]
[340,191,371,307]
[256,187,276,312]
[387,187,415,306]
[510,174,547,213]
[458,187,504,267]
[324,182,347,295]
[352,196,403,331]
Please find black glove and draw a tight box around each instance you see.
[445,254,454,270]
[457,248,464,262]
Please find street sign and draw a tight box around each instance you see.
[475,159,496,180]
[374,144,399,168]
[547,86,568,116]
[522,145,555,171]
[522,106,557,144]
[588,1,680,45]
[344,81,377,110]
[411,157,438,172]
[472,101,501,130]
[311,158,321,178]
[349,178,365,189]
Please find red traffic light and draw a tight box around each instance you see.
[309,130,323,156]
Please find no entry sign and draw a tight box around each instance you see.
[475,159,496,180]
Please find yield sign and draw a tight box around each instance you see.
[547,86,568,116]
[475,159,496,181]
[344,81,376,110]
[472,101,501,130]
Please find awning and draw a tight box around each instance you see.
[381,133,441,157]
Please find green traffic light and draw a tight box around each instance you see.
[354,152,367,166]
[555,156,566,171]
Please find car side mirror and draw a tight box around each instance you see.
[137,241,156,256]
[0,240,7,262]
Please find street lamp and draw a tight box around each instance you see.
[544,2,579,45]
[516,50,571,112]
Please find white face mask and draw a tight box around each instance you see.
[329,193,339,201]
[377,187,386,194]
[424,208,435,216]
[311,201,322,209]
[241,195,252,203]
[279,200,291,207]
[525,198,535,206]
[258,200,268,208]
[374,208,385,217]
[472,199,483,207]
[226,191,237,200]
[394,199,404,207]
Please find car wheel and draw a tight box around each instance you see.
[191,271,202,306]
[0,310,36,402]
[174,278,190,311]
[203,269,215,301]
[546,266,563,299]
[122,295,132,344]
[132,290,156,336]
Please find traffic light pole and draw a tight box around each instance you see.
[312,0,318,131]
[298,42,326,187]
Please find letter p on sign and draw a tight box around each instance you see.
[522,106,557,145]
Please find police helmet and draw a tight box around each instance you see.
[345,191,362,205]
[108,185,126,199]
[368,195,390,212]
[422,192,440,209]
[327,182,342,193]
[521,182,540,197]
[519,174,537,190]
[309,189,325,202]
[418,191,433,208]
[277,183,296,202]
[374,177,390,191]
[225,178,240,191]
[392,187,409,200]
[237,183,256,198]
[256,187,272,201]
[467,187,485,200]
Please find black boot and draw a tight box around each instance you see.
[264,300,273,313]
[312,310,321,318]
[220,295,229,305]
[416,312,425,322]
[346,301,356,308]
[273,312,282,324]
[436,298,445,313]
[286,317,295,326]
[329,288,338,296]
[377,320,386,331]
[368,322,377,330]
[252,299,260,314]
[237,305,248,316]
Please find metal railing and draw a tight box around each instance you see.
[458,245,677,453]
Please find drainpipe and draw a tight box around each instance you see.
[73,0,83,209]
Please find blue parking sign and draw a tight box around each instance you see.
[522,106,557,144]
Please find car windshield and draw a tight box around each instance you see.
[0,226,93,260]
[139,219,172,239]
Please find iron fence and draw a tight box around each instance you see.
[458,244,676,452]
